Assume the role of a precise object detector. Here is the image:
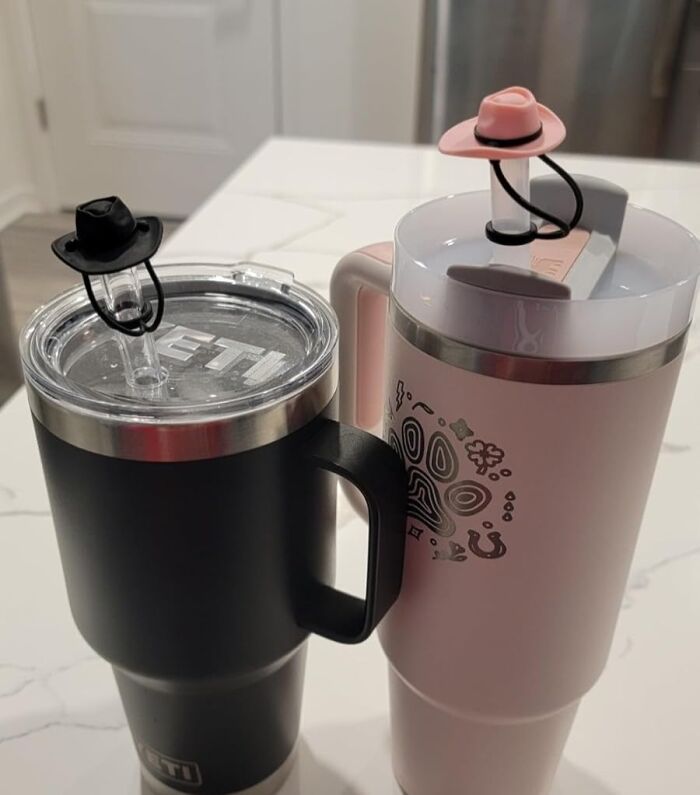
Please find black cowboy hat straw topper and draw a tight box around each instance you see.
[52,196,165,337]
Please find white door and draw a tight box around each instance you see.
[28,0,277,216]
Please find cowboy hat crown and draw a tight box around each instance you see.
[439,86,566,159]
[51,196,163,276]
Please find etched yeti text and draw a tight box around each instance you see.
[139,743,203,787]
[156,323,286,382]
[156,325,214,362]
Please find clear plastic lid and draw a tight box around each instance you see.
[393,191,700,359]
[21,263,337,424]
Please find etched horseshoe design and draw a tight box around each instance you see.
[402,416,425,464]
[467,530,507,559]
[406,466,455,537]
[426,431,459,483]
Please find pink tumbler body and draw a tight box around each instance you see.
[331,187,699,795]
[379,322,683,795]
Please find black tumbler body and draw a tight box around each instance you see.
[35,404,335,793]
[22,263,407,795]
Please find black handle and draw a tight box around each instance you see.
[298,418,407,644]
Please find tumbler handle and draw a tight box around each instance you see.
[299,418,406,644]
[330,243,393,517]
[331,242,393,435]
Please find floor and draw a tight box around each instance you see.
[0,212,179,405]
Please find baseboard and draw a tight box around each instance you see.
[0,185,41,230]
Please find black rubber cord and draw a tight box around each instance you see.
[83,258,165,338]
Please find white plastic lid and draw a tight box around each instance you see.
[393,191,699,358]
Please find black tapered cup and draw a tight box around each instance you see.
[21,263,407,795]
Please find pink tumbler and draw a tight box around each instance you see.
[331,88,700,795]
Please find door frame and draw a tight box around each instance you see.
[4,0,60,212]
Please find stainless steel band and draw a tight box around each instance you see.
[27,361,337,462]
[391,300,688,385]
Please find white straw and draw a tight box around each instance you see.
[489,158,531,270]
[99,267,166,396]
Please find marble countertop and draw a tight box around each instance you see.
[1,138,699,795]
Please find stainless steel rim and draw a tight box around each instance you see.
[391,300,688,385]
[22,262,338,461]
[28,361,336,462]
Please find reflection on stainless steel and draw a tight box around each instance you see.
[391,300,688,385]
[27,361,337,462]
[22,262,339,461]
[419,0,696,159]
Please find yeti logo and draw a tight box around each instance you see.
[138,743,203,787]
[156,323,286,385]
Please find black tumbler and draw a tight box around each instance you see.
[21,263,406,795]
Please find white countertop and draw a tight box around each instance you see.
[1,138,699,795]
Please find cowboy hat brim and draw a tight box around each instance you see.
[438,103,566,159]
[51,216,163,275]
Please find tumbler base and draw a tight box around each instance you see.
[389,668,579,795]
[140,742,297,795]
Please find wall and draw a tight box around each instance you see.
[0,2,39,229]
[279,0,424,143]
[0,0,423,222]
